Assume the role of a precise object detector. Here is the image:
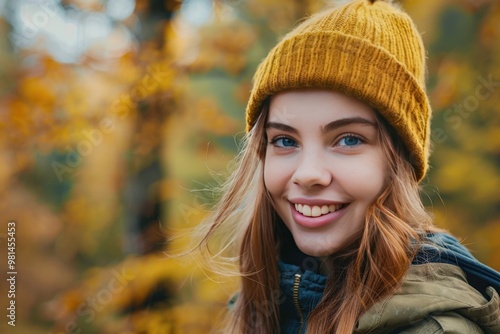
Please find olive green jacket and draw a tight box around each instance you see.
[356,263,500,333]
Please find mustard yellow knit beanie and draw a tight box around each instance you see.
[246,0,431,182]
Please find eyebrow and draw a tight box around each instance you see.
[265,117,377,134]
[321,117,377,134]
[265,122,299,134]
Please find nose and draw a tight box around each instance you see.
[292,149,332,188]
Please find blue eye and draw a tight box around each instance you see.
[271,136,297,147]
[338,135,362,146]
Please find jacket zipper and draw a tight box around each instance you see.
[293,273,304,334]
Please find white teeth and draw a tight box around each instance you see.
[294,203,344,217]
[311,206,321,217]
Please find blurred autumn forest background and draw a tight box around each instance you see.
[0,0,498,333]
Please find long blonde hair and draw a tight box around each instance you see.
[197,101,437,333]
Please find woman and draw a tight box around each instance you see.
[196,0,500,332]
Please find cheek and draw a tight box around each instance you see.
[263,155,290,196]
[341,153,387,200]
[263,158,278,195]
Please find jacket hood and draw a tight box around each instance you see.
[415,232,500,295]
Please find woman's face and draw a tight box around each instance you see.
[264,89,387,257]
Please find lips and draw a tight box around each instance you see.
[294,203,345,217]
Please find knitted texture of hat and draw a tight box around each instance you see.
[245,0,431,182]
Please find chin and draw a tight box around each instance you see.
[295,242,341,258]
[294,234,360,258]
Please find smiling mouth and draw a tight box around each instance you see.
[294,203,347,217]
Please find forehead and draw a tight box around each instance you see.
[268,89,376,123]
